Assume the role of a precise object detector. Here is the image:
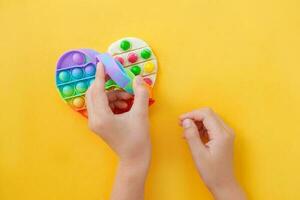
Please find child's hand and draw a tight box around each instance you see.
[87,62,151,200]
[180,108,246,200]
[86,62,151,166]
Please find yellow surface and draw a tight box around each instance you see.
[1,0,300,199]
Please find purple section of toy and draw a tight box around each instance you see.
[56,49,100,70]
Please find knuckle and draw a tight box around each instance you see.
[200,107,214,116]
[223,133,231,139]
[184,129,198,140]
[133,108,148,119]
[223,131,235,141]
[191,149,203,161]
[95,120,107,129]
[226,126,235,138]
[139,87,149,98]
[229,128,235,136]
[86,86,96,98]
[88,117,109,132]
[88,120,97,132]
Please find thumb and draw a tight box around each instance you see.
[131,76,149,115]
[182,119,207,157]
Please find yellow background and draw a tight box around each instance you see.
[1,0,300,199]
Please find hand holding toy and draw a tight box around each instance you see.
[96,53,135,94]
[55,37,158,117]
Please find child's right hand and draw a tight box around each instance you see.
[86,62,151,200]
[180,108,246,200]
[86,62,151,166]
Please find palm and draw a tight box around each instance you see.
[106,90,133,114]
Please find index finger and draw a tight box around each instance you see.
[179,108,225,139]
[94,62,106,93]
[86,62,112,115]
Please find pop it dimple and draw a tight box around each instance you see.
[56,37,158,117]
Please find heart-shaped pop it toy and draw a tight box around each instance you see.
[55,37,158,117]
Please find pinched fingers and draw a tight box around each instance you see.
[86,62,114,133]
[180,107,229,139]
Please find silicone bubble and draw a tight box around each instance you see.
[120,40,131,51]
[62,85,74,97]
[140,49,152,59]
[58,71,70,82]
[144,61,155,73]
[72,97,85,108]
[143,77,152,86]
[72,52,85,65]
[130,65,141,75]
[76,82,88,93]
[128,52,138,63]
[72,68,83,79]
[85,64,96,76]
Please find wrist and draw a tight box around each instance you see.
[117,157,151,186]
[209,179,246,200]
[119,145,152,172]
[119,154,151,174]
[110,153,151,200]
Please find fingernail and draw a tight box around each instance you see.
[182,119,191,128]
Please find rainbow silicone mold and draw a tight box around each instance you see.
[56,49,99,116]
[55,37,158,117]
